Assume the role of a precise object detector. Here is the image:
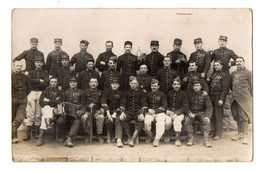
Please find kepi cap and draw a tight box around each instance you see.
[151,78,159,85]
[108,56,117,63]
[194,38,202,44]
[34,55,44,62]
[80,40,89,45]
[54,38,62,43]
[61,54,69,60]
[129,76,137,83]
[30,38,38,43]
[219,35,228,41]
[174,38,182,45]
[69,76,77,82]
[173,76,181,84]
[150,40,159,46]
[124,41,133,47]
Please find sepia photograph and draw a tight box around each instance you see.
[11,8,253,162]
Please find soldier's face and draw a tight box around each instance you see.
[35,61,44,69]
[150,45,159,52]
[139,65,148,74]
[151,83,159,92]
[194,42,203,50]
[189,62,198,72]
[108,61,116,70]
[50,79,58,88]
[61,59,69,67]
[218,40,227,47]
[86,62,94,70]
[173,44,181,50]
[214,62,223,71]
[129,80,138,90]
[163,57,172,67]
[55,42,62,50]
[80,43,88,51]
[124,45,132,54]
[111,82,120,90]
[193,83,202,92]
[89,79,98,89]
[14,62,23,72]
[105,42,113,51]
[30,43,38,50]
[69,81,77,88]
[172,81,181,91]
[236,58,245,68]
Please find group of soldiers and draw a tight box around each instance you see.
[11,36,252,149]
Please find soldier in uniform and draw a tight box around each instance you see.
[184,80,213,148]
[119,76,148,147]
[155,56,179,94]
[77,59,101,90]
[56,77,85,147]
[230,57,252,145]
[13,38,45,74]
[100,56,122,91]
[23,56,49,141]
[36,77,62,146]
[167,38,188,79]
[207,60,230,140]
[182,61,209,95]
[96,41,117,73]
[54,54,76,92]
[12,61,31,143]
[81,77,105,143]
[144,79,170,147]
[46,38,69,76]
[210,35,238,74]
[100,78,123,145]
[70,40,94,74]
[189,38,211,78]
[136,63,153,94]
[166,77,188,147]
[144,40,164,77]
[117,41,141,91]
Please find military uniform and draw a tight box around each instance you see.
[77,69,101,90]
[144,51,164,77]
[96,51,116,72]
[136,73,153,93]
[155,67,179,94]
[70,52,94,74]
[208,70,231,137]
[100,69,122,91]
[12,71,31,140]
[54,66,76,92]
[189,50,211,74]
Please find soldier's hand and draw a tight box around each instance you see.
[58,86,62,91]
[24,71,29,76]
[107,115,113,122]
[111,112,117,118]
[100,61,106,65]
[183,77,188,82]
[218,100,224,106]
[206,77,210,82]
[228,62,231,67]
[76,110,84,116]
[201,73,206,78]
[40,79,44,83]
[119,112,126,121]
[202,91,208,96]
[89,103,96,109]
[166,110,172,116]
[180,57,186,62]
[70,66,75,71]
[204,117,210,123]
[143,89,147,93]
[43,98,50,102]
[148,109,155,115]
[171,114,178,120]
[138,114,145,121]
[175,59,181,63]
[189,113,195,118]
[100,108,105,114]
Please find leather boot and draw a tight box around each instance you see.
[45,118,52,133]
[203,132,212,148]
[241,122,249,145]
[36,129,45,146]
[23,126,32,141]
[145,131,153,143]
[153,139,160,147]
[97,134,104,143]
[186,133,194,146]
[164,131,171,143]
[116,138,123,148]
[175,132,181,147]
[129,130,139,147]
[33,126,40,139]
[64,137,74,147]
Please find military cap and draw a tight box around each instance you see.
[111,78,120,84]
[69,76,77,82]
[86,58,95,64]
[80,40,89,45]
[108,56,117,63]
[61,54,69,60]
[219,35,228,41]
[194,38,202,44]
[124,41,133,47]
[174,38,182,45]
[30,38,38,43]
[150,40,159,46]
[192,80,202,85]
[34,55,44,62]
[54,38,62,43]
[151,78,159,85]
[173,76,181,84]
[129,76,137,83]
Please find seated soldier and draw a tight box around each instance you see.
[36,77,62,146]
[119,76,148,147]
[144,79,170,147]
[136,63,153,94]
[81,77,105,143]
[56,77,85,148]
[100,78,123,145]
[166,77,188,147]
[184,80,213,148]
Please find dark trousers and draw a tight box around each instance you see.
[184,112,211,134]
[120,112,143,139]
[122,74,130,91]
[56,116,81,139]
[210,94,223,137]
[81,112,105,135]
[12,97,27,138]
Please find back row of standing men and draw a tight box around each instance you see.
[11,36,252,148]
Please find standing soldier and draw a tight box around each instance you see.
[77,59,100,91]
[167,38,188,79]
[96,41,117,73]
[230,57,252,145]
[23,56,49,141]
[36,77,62,146]
[56,77,85,147]
[136,63,153,94]
[184,80,213,148]
[210,35,238,74]
[46,38,69,76]
[189,38,211,78]
[70,40,94,74]
[166,77,188,147]
[13,38,44,74]
[117,41,141,91]
[54,54,76,92]
[144,79,170,147]
[144,40,164,77]
[207,61,230,140]
[155,56,179,95]
[12,61,31,143]
[119,76,148,147]
[100,56,122,91]
[81,77,105,143]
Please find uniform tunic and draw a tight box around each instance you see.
[189,49,211,74]
[100,88,123,113]
[46,50,68,75]
[54,66,76,91]
[146,91,168,114]
[77,69,101,90]
[39,87,62,108]
[83,88,103,112]
[96,51,116,72]
[100,69,122,91]
[167,89,188,115]
[28,69,49,91]
[144,51,164,77]
[136,73,153,93]
[70,51,94,74]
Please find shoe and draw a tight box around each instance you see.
[116,139,123,148]
[231,133,243,141]
[213,135,222,140]
[84,136,90,144]
[123,139,131,145]
[242,136,248,145]
[186,133,194,146]
[97,135,104,143]
[110,137,116,143]
[145,137,152,143]
[153,139,160,147]
[36,129,45,146]
[164,135,171,143]
[12,138,19,144]
[204,140,212,148]
[175,139,181,147]
[23,126,32,141]
[129,138,135,147]
[64,137,74,148]
[58,137,64,143]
